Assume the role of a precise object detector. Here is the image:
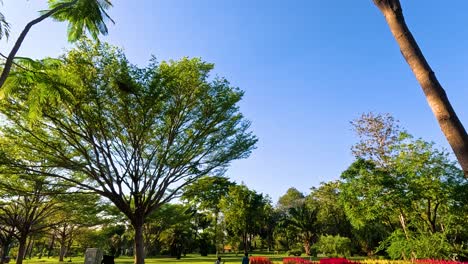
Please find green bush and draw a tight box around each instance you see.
[380,230,453,260]
[316,235,351,257]
[287,249,302,256]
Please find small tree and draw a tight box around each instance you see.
[0,41,257,264]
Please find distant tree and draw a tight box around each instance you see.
[258,203,280,252]
[54,193,103,261]
[220,185,267,254]
[0,41,257,264]
[182,176,234,256]
[143,204,187,256]
[0,176,64,264]
[309,181,352,238]
[372,0,468,177]
[286,200,319,256]
[277,187,305,210]
[350,113,401,168]
[0,0,114,88]
[158,205,194,259]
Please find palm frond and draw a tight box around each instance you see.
[46,0,114,42]
[0,10,10,40]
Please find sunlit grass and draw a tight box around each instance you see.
[21,253,302,264]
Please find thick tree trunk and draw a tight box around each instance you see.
[16,237,27,264]
[133,222,145,264]
[373,0,468,177]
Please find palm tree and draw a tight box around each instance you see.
[0,13,9,41]
[0,0,114,88]
[372,0,468,177]
[287,201,319,256]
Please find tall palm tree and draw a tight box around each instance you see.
[372,0,468,177]
[0,0,114,88]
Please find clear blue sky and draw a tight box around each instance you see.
[2,1,468,202]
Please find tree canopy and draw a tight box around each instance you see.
[0,40,257,264]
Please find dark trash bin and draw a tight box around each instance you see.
[101,255,114,264]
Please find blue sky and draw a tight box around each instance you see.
[2,1,468,202]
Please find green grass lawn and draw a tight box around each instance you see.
[21,253,317,264]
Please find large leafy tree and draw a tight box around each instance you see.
[372,0,468,177]
[0,0,114,88]
[0,41,257,264]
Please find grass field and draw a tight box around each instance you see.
[21,253,318,264]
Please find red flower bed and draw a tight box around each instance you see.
[283,257,318,264]
[250,257,274,264]
[320,258,361,264]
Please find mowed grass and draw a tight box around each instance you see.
[21,253,312,264]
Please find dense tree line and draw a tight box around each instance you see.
[1,92,467,262]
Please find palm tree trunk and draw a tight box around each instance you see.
[373,0,468,177]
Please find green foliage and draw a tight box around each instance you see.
[0,40,256,263]
[287,249,302,256]
[340,113,468,258]
[309,181,352,238]
[379,230,452,260]
[277,188,305,210]
[182,176,234,212]
[316,235,351,258]
[285,201,319,255]
[220,184,269,252]
[47,0,114,41]
[0,7,9,40]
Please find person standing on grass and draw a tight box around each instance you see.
[215,256,222,264]
[242,253,249,264]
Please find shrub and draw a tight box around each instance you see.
[379,231,453,260]
[288,250,303,256]
[250,256,274,264]
[316,235,352,258]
